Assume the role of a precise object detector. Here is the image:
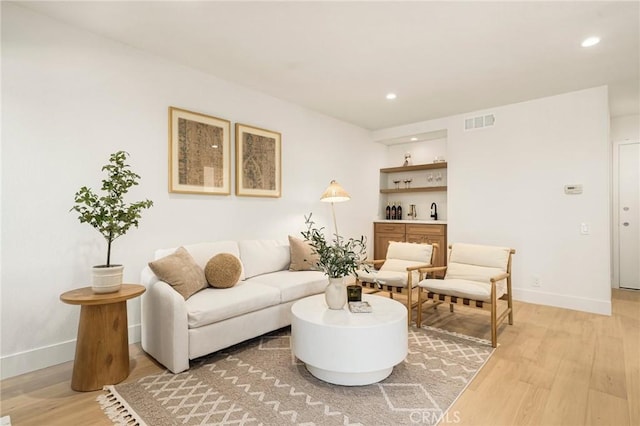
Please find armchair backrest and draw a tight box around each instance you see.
[380,241,435,273]
[445,243,513,284]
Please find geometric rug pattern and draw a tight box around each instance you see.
[98,325,494,425]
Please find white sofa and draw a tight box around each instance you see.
[140,239,327,373]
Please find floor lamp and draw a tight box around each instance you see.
[320,180,351,240]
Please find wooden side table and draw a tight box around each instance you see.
[60,284,145,392]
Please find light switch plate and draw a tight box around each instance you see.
[565,184,583,194]
[580,223,590,235]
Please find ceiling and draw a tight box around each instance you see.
[15,1,640,130]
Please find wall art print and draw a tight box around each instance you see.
[235,123,282,198]
[169,107,231,195]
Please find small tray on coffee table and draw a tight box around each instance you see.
[348,301,372,313]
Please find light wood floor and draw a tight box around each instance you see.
[1,289,638,426]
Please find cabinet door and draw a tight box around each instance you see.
[405,224,447,267]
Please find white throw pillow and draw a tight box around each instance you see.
[239,240,290,279]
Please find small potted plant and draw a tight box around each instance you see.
[71,150,153,293]
[301,214,367,309]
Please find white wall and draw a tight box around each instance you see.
[374,86,612,315]
[0,4,384,379]
[611,114,640,142]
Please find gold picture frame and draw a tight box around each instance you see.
[169,107,231,195]
[235,123,282,198]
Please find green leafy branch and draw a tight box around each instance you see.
[71,151,153,266]
[301,213,367,279]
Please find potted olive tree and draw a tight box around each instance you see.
[71,150,153,293]
[301,213,367,309]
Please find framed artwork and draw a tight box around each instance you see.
[235,123,282,198]
[168,107,231,195]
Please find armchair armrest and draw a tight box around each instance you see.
[419,265,448,279]
[490,272,509,283]
[420,266,448,273]
[407,263,435,283]
[406,263,433,272]
[363,259,386,266]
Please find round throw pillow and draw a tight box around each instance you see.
[205,253,242,288]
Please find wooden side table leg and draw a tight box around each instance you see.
[71,301,129,391]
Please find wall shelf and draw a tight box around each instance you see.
[380,186,447,194]
[380,162,447,173]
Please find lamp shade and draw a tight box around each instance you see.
[320,180,350,203]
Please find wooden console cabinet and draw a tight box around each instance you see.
[374,222,447,267]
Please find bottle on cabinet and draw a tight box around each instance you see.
[397,202,403,220]
[391,202,397,220]
[385,202,391,220]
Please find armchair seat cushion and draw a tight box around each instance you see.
[356,270,411,288]
[357,242,434,289]
[419,278,506,302]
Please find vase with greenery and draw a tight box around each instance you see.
[71,150,153,292]
[301,213,367,309]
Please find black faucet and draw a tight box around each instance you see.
[430,202,438,221]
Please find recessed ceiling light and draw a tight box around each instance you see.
[410,137,418,141]
[386,93,397,100]
[581,36,600,47]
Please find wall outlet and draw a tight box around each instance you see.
[532,275,541,287]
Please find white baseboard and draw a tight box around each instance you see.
[0,324,141,380]
[513,288,611,316]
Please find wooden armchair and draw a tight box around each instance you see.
[416,243,515,347]
[356,242,438,325]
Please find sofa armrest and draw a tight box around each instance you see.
[140,266,190,373]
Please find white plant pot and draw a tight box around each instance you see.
[325,276,347,310]
[92,265,124,293]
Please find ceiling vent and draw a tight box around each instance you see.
[464,114,495,131]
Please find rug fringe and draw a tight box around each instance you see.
[97,386,147,426]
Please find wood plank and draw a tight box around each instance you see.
[621,314,640,425]
[512,384,550,426]
[590,334,627,399]
[586,389,631,426]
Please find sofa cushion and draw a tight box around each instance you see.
[238,239,290,279]
[148,247,207,300]
[246,270,327,303]
[288,235,319,271]
[205,253,242,288]
[155,241,245,281]
[185,281,281,328]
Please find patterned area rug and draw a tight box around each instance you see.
[98,326,494,425]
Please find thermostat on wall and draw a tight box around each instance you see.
[564,184,583,194]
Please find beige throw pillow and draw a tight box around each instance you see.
[148,247,207,300]
[205,253,242,288]
[288,235,319,271]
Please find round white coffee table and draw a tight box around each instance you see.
[291,293,407,386]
